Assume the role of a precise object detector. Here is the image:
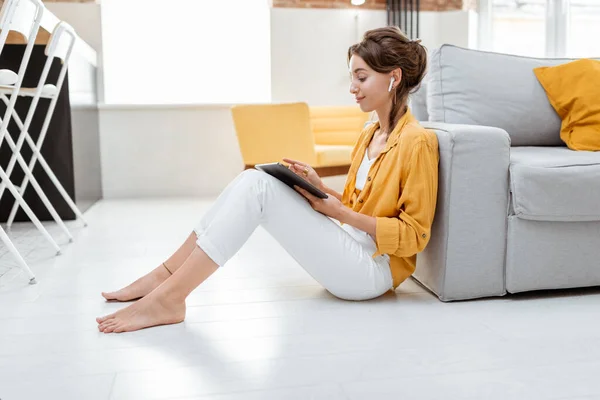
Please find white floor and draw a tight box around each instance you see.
[1,199,600,400]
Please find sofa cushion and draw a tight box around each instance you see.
[427,45,599,146]
[310,106,370,146]
[315,144,353,167]
[510,147,600,221]
[506,218,600,293]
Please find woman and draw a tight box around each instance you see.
[97,27,439,334]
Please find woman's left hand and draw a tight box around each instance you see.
[294,186,346,220]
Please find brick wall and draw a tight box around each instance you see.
[272,0,467,11]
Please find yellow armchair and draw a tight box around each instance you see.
[231,102,370,177]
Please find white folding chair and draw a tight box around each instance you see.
[0,21,87,231]
[0,0,74,245]
[0,0,61,284]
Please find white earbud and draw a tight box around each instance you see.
[388,77,395,92]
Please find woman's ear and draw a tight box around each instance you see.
[393,68,402,87]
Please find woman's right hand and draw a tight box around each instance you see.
[282,158,324,190]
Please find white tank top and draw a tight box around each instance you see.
[345,148,390,268]
[355,149,376,191]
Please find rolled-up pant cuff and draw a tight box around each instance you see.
[193,228,227,267]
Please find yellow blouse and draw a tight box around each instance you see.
[341,109,439,288]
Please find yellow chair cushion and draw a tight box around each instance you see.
[231,103,367,170]
[231,103,318,166]
[310,106,371,146]
[534,59,600,151]
[315,144,354,167]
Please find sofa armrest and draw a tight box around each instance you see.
[414,122,511,301]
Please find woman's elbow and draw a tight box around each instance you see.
[392,236,430,258]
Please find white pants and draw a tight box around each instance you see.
[194,169,393,301]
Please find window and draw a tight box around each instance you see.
[567,0,600,57]
[479,0,600,58]
[101,0,271,104]
[491,0,547,57]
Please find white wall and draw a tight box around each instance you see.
[99,8,475,198]
[270,8,384,106]
[431,10,473,49]
[45,2,104,104]
[45,2,103,52]
[98,105,244,198]
[98,105,349,198]
[270,9,473,107]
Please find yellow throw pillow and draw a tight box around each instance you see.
[534,59,600,151]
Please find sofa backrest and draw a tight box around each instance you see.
[309,106,371,146]
[425,45,597,146]
[408,80,429,122]
[231,102,318,166]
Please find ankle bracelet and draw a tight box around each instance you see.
[162,262,173,275]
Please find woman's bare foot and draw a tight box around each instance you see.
[96,290,186,333]
[101,264,172,302]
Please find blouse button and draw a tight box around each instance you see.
[359,199,364,203]
[367,177,372,181]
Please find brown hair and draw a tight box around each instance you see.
[347,26,427,133]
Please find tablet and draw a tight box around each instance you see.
[255,162,329,199]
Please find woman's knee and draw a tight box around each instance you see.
[240,168,262,181]
[235,169,268,190]
[239,168,283,192]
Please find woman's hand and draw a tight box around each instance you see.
[294,186,347,220]
[282,158,324,191]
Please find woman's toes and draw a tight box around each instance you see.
[97,312,117,323]
[101,321,115,333]
[102,291,122,301]
[99,318,117,331]
[104,321,120,333]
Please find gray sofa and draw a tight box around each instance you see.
[410,44,600,301]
